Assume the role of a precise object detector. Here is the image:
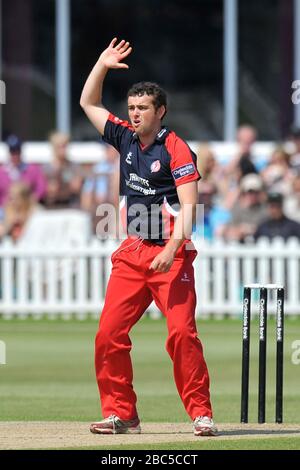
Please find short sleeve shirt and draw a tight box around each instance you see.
[103,113,200,243]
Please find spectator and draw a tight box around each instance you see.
[222,125,263,210]
[196,181,216,240]
[261,147,293,195]
[289,125,300,171]
[195,146,231,239]
[81,144,119,232]
[43,131,83,208]
[284,174,300,222]
[0,135,47,207]
[226,125,258,178]
[236,125,259,174]
[221,173,268,242]
[254,192,300,241]
[196,144,229,195]
[197,145,221,184]
[0,182,42,243]
[196,181,231,241]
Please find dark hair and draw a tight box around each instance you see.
[290,125,300,138]
[6,134,22,152]
[267,192,284,205]
[127,82,167,118]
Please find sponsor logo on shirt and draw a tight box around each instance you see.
[150,160,161,173]
[126,152,133,165]
[125,173,156,195]
[125,179,156,195]
[129,173,150,187]
[172,163,195,180]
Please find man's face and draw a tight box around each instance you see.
[268,202,283,220]
[242,190,261,207]
[55,142,68,161]
[237,127,257,154]
[292,136,300,151]
[127,94,164,137]
[9,150,22,166]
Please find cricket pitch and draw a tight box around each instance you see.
[0,422,299,449]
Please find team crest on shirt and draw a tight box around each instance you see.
[150,160,161,173]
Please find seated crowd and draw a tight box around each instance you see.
[196,125,300,242]
[1,125,300,244]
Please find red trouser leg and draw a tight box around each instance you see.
[147,243,213,420]
[95,239,213,421]
[95,239,152,420]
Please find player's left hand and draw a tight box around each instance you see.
[150,248,175,273]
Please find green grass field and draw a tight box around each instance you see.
[0,316,300,450]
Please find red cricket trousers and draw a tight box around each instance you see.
[95,237,213,421]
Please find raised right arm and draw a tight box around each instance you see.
[80,38,132,135]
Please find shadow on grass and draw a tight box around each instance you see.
[218,428,300,437]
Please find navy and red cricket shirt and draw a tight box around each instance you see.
[103,113,200,244]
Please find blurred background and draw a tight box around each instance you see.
[1,0,300,316]
[0,0,297,140]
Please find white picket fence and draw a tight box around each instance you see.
[0,237,300,318]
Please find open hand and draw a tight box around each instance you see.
[99,38,132,69]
